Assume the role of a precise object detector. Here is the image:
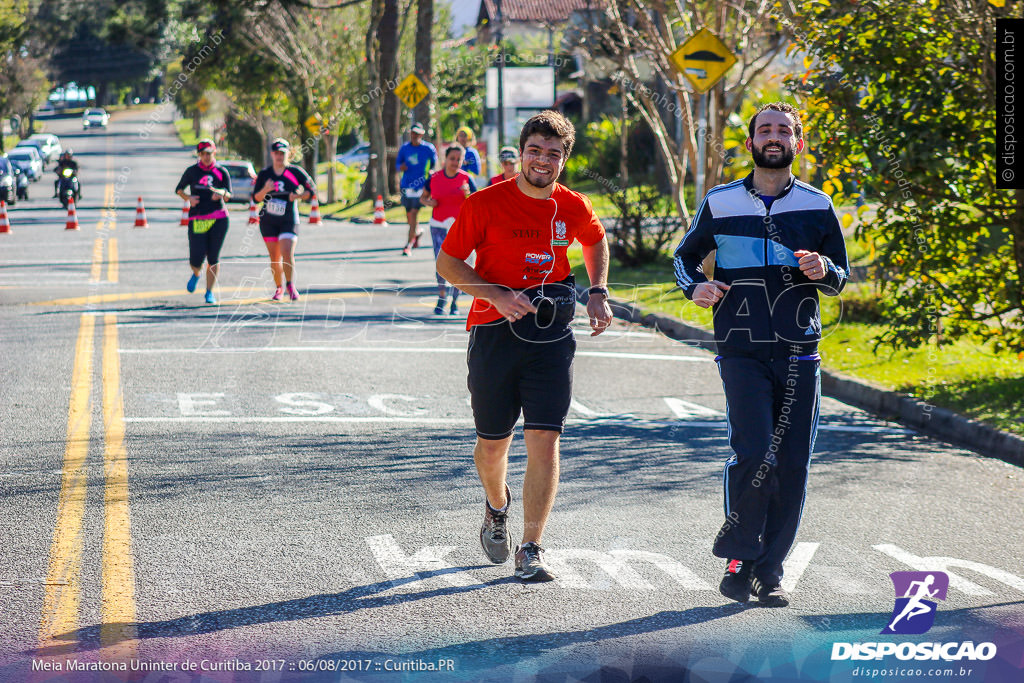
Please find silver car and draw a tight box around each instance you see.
[28,133,62,163]
[6,147,43,180]
[82,108,109,129]
[218,160,257,203]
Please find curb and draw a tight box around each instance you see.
[589,292,1024,468]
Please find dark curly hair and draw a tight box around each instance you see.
[747,102,804,140]
[518,110,576,158]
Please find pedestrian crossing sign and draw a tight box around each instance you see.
[396,74,429,109]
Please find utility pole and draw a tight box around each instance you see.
[496,0,504,146]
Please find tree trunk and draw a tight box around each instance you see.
[380,0,401,196]
[326,132,338,204]
[413,0,433,137]
[192,109,201,138]
[361,0,389,203]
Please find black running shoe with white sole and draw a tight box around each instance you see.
[751,577,790,607]
[514,542,555,582]
[719,559,753,603]
[479,484,512,564]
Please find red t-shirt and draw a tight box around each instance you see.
[489,174,513,186]
[425,169,473,225]
[441,179,606,329]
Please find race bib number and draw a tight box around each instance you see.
[192,219,216,234]
[266,198,287,216]
[403,188,423,198]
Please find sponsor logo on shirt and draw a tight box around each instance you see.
[525,251,553,265]
[555,220,567,240]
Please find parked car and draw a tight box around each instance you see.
[35,102,56,118]
[28,133,62,163]
[336,142,371,170]
[15,139,48,169]
[6,147,43,180]
[0,157,18,205]
[82,108,109,129]
[218,160,257,203]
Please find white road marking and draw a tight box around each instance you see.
[275,393,335,415]
[781,542,820,594]
[663,397,726,420]
[176,392,230,417]
[366,394,428,416]
[873,544,1024,596]
[118,346,712,362]
[365,534,472,588]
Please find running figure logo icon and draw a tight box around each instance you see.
[881,571,949,635]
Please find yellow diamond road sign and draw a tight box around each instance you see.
[396,74,429,109]
[305,114,323,136]
[670,28,737,93]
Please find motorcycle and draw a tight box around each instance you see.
[57,167,80,209]
[15,168,29,201]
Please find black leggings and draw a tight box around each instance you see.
[188,217,229,269]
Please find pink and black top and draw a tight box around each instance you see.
[253,164,317,227]
[175,161,231,220]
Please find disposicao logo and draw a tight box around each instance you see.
[883,571,947,635]
[830,571,997,662]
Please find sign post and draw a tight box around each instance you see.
[669,28,737,201]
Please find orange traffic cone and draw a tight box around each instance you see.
[247,199,258,225]
[134,196,148,228]
[373,195,387,226]
[179,200,190,227]
[65,198,80,230]
[308,196,322,225]
[0,201,10,234]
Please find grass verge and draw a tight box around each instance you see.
[570,253,1024,437]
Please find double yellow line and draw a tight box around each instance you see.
[39,180,137,660]
[91,183,119,283]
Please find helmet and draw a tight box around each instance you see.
[61,150,73,159]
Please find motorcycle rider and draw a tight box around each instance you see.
[53,150,80,200]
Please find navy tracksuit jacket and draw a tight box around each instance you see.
[673,172,849,584]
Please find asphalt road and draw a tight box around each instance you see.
[0,107,1022,683]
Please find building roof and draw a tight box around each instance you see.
[479,0,600,25]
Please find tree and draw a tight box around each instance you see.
[412,0,433,137]
[791,0,1022,352]
[569,0,790,220]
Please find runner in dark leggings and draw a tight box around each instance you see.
[175,139,232,305]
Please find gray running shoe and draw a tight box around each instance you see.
[514,542,556,582]
[751,576,790,607]
[480,484,512,564]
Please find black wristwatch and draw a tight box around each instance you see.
[588,286,609,297]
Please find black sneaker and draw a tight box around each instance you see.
[479,484,512,564]
[719,559,753,603]
[751,577,790,607]
[433,297,447,316]
[514,542,555,582]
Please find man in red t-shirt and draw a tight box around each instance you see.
[436,111,613,582]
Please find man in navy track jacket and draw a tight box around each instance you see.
[673,102,849,607]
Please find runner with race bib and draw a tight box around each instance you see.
[175,139,232,305]
[253,138,317,301]
[420,143,477,316]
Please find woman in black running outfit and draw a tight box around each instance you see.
[175,139,232,305]
[252,138,316,301]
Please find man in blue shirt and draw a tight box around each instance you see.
[396,122,438,256]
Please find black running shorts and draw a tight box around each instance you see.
[467,319,576,439]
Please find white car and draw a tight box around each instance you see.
[336,142,371,170]
[82,108,109,129]
[28,133,62,163]
[218,160,257,203]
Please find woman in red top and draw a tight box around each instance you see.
[421,144,477,315]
